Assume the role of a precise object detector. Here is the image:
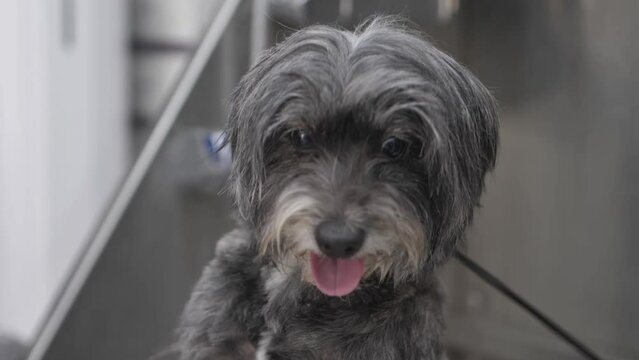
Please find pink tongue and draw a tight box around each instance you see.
[310,253,364,297]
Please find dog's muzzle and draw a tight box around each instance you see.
[315,219,365,258]
[310,219,366,297]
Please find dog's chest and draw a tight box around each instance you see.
[257,269,425,359]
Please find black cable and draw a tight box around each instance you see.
[453,250,604,360]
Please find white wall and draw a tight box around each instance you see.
[0,0,130,342]
[0,0,51,343]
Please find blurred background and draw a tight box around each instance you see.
[0,0,637,359]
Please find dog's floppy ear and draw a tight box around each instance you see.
[225,59,267,222]
[439,52,499,196]
[425,48,499,264]
[224,43,293,223]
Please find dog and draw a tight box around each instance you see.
[178,16,498,360]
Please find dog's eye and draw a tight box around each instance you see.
[381,137,408,159]
[290,129,313,149]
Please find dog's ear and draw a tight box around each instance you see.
[425,48,499,264]
[443,53,499,180]
[438,52,499,196]
[225,61,266,223]
[225,44,291,223]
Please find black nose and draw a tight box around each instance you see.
[315,219,365,258]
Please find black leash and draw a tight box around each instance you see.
[453,250,604,360]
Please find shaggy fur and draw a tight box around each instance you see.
[178,17,498,360]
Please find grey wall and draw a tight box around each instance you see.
[271,1,639,358]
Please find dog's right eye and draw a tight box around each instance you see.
[289,129,313,149]
[381,136,409,159]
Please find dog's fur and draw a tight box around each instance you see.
[178,17,498,360]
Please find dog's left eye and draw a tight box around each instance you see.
[290,129,313,149]
[381,137,409,159]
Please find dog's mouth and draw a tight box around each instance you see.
[309,253,365,297]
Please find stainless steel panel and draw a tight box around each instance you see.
[277,1,638,359]
[441,2,639,359]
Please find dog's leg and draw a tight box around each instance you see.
[178,229,265,360]
[254,330,273,360]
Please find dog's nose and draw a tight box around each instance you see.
[315,219,365,258]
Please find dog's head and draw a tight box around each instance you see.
[226,17,498,296]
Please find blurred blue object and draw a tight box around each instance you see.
[204,131,231,167]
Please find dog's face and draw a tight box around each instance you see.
[227,18,498,296]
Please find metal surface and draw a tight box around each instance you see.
[440,2,639,359]
[260,1,639,359]
[28,0,638,359]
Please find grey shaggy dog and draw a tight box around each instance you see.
[178,17,498,360]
